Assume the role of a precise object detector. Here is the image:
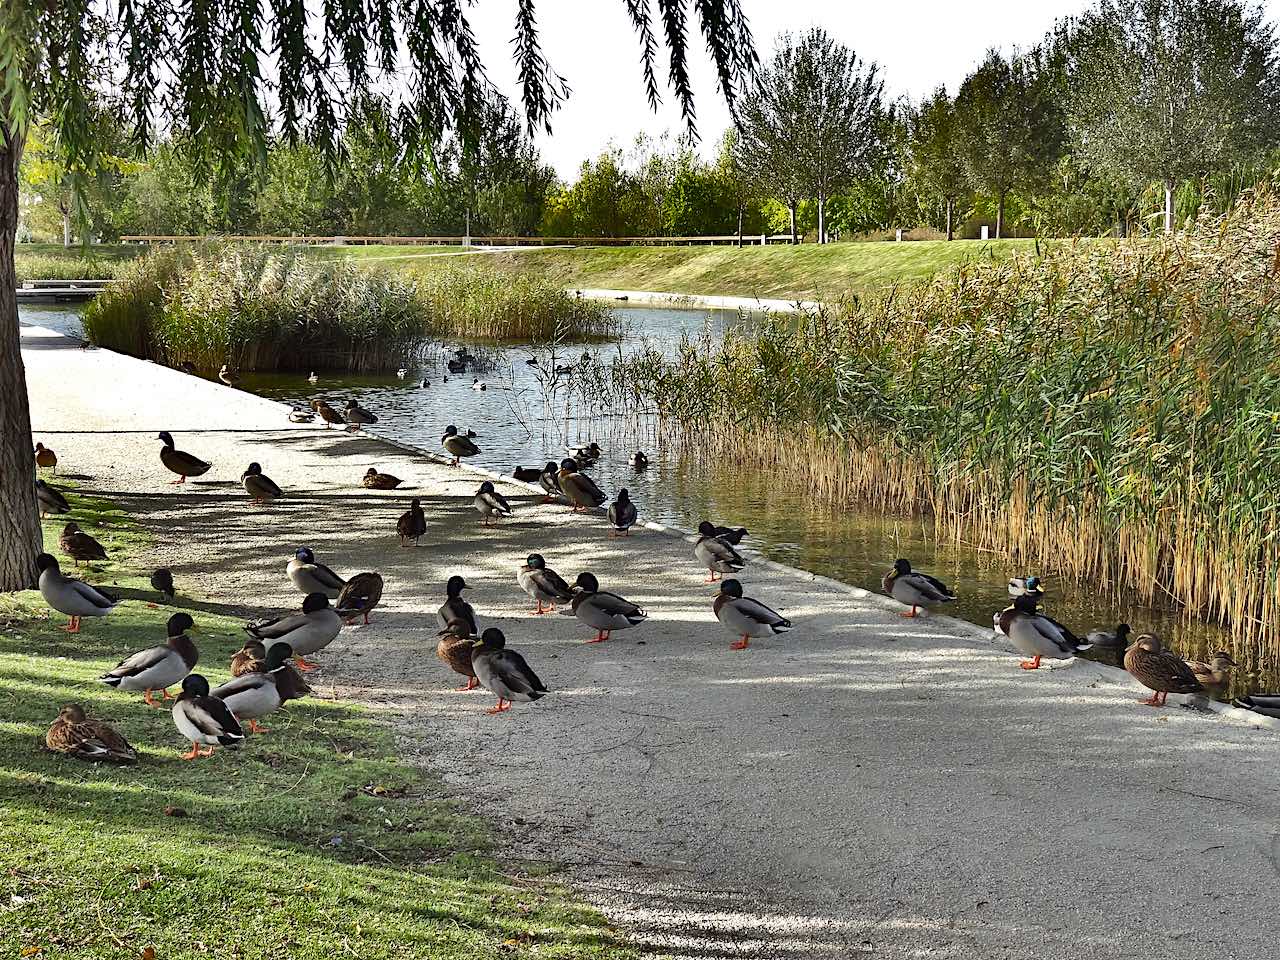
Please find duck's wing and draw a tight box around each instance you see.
[105,645,170,678]
[246,611,309,639]
[701,536,743,565]
[731,595,789,628]
[593,590,647,620]
[311,562,346,590]
[211,672,272,699]
[185,696,244,740]
[492,649,548,696]
[336,573,383,613]
[69,578,117,609]
[903,572,955,602]
[531,567,574,601]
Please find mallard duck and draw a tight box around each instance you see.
[471,628,549,714]
[344,399,377,429]
[538,461,561,502]
[35,479,70,516]
[397,498,427,546]
[438,575,477,633]
[442,424,480,466]
[230,639,267,677]
[419,379,430,388]
[996,594,1091,670]
[287,406,316,423]
[396,367,408,379]
[363,467,402,489]
[177,360,197,374]
[713,579,791,651]
[172,674,244,759]
[1080,622,1131,668]
[150,567,175,604]
[437,619,479,690]
[474,481,513,525]
[287,547,346,599]
[157,431,211,484]
[1234,693,1280,719]
[471,378,487,391]
[212,642,310,734]
[630,451,649,469]
[512,465,543,483]
[34,442,57,471]
[241,462,283,504]
[98,612,198,705]
[336,572,383,625]
[244,592,342,672]
[710,524,748,546]
[694,521,745,583]
[447,357,467,374]
[607,489,637,536]
[568,442,602,465]
[307,371,319,384]
[1124,633,1204,706]
[518,553,574,614]
[218,363,240,387]
[1187,650,1237,699]
[45,704,137,764]
[1007,575,1046,604]
[58,522,106,565]
[882,558,956,618]
[571,571,647,643]
[37,553,118,633]
[557,459,606,512]
[312,399,345,428]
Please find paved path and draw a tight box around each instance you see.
[21,324,1280,959]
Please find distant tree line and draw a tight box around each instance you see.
[20,0,1280,244]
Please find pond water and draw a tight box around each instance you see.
[19,301,1255,694]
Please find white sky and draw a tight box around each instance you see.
[465,0,1280,178]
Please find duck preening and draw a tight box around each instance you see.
[996,595,1091,670]
[397,497,427,546]
[363,466,403,489]
[59,522,107,565]
[1124,633,1204,706]
[212,642,311,734]
[471,628,549,715]
[241,462,283,505]
[287,547,346,599]
[571,571,647,643]
[694,521,745,583]
[288,406,316,423]
[98,612,198,705]
[172,674,244,759]
[37,553,118,633]
[230,639,267,677]
[436,619,479,690]
[442,424,480,466]
[518,553,574,614]
[474,481,513,525]
[336,572,384,625]
[713,579,792,651]
[157,431,212,484]
[557,458,606,512]
[244,592,342,672]
[538,461,561,502]
[150,567,176,604]
[35,479,70,517]
[882,558,955,618]
[607,489,637,536]
[45,703,138,764]
[711,524,749,546]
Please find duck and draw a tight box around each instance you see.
[694,521,745,583]
[436,619,479,690]
[630,451,649,470]
[397,497,427,546]
[713,579,792,651]
[1080,622,1131,668]
[438,575,477,633]
[34,442,57,471]
[471,379,487,392]
[311,399,345,428]
[538,461,562,502]
[512,465,544,483]
[218,363,241,387]
[230,639,267,677]
[212,642,311,734]
[882,558,956,618]
[447,357,467,374]
[37,553,118,633]
[150,567,175,604]
[58,522,107,565]
[1124,633,1204,706]
[286,547,346,599]
[996,594,1092,670]
[1233,693,1280,719]
[474,481,513,525]
[177,360,197,374]
[557,459,606,512]
[172,674,244,760]
[157,431,212,484]
[344,399,377,429]
[362,467,402,489]
[396,367,408,379]
[568,442,603,465]
[244,593,342,672]
[35,479,70,516]
[517,553,574,614]
[241,462,283,504]
[1187,650,1237,699]
[710,524,748,546]
[45,703,138,764]
[471,628,549,714]
[336,572,384,625]
[607,488,637,536]
[1007,575,1046,604]
[98,612,199,705]
[570,571,647,643]
[442,424,480,466]
[287,406,316,423]
[307,371,319,384]
[419,379,430,388]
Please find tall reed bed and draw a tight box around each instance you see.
[82,241,617,371]
[608,187,1280,669]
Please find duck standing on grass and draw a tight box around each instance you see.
[157,432,212,484]
[245,593,342,673]
[571,571,647,643]
[607,489,637,536]
[37,553,118,633]
[241,462,283,505]
[538,461,562,503]
[150,567,176,604]
[59,522,107,565]
[36,479,70,517]
[34,442,57,472]
[996,595,1092,670]
[437,619,479,690]
[336,572,384,625]
[518,554,574,615]
[1187,650,1237,699]
[98,613,199,705]
[362,467,402,489]
[557,459,606,512]
[397,497,427,546]
[287,547,346,599]
[474,481,513,526]
[471,628,549,715]
[172,674,244,760]
[1124,633,1204,706]
[344,399,377,430]
[438,575,477,634]
[442,424,480,466]
[882,558,956,618]
[694,521,745,583]
[45,704,137,764]
[713,579,792,651]
[312,399,345,428]
[212,642,311,734]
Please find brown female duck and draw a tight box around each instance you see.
[45,704,137,764]
[1124,633,1204,706]
[436,619,479,690]
[59,522,107,565]
[362,467,402,489]
[1186,650,1237,699]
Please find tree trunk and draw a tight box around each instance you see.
[62,204,71,248]
[1164,182,1174,234]
[945,198,953,242]
[816,194,826,245]
[0,133,43,591]
[788,203,797,244]
[736,204,743,248]
[996,192,1005,240]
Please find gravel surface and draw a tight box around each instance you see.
[23,324,1280,959]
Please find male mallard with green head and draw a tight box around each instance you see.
[996,594,1091,670]
[241,462,283,505]
[517,554,574,614]
[442,424,480,466]
[287,547,346,599]
[212,642,311,734]
[244,593,342,672]
[471,628,549,715]
[157,431,212,484]
[172,674,243,759]
[98,613,198,705]
[713,579,791,651]
[37,553,118,633]
[882,558,956,618]
[571,571,647,643]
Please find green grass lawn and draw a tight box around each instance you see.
[15,243,145,283]
[2,487,632,959]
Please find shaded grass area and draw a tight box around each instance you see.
[1,488,632,959]
[15,244,144,283]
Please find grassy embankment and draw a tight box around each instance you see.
[1,485,632,958]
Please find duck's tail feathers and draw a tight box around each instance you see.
[773,620,794,634]
[218,733,245,747]
[627,610,649,625]
[97,674,123,688]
